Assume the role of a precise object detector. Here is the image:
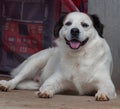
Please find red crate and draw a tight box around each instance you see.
[3,21,43,54]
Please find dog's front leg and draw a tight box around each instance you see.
[0,48,54,91]
[95,78,117,101]
[37,73,65,98]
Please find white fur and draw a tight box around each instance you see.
[0,12,116,100]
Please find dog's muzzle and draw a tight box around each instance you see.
[64,28,89,49]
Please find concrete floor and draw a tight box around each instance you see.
[0,90,120,109]
[0,76,120,109]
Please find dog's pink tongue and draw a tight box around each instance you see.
[70,41,81,49]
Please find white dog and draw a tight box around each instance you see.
[0,12,117,101]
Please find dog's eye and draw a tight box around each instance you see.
[81,22,89,28]
[65,21,72,26]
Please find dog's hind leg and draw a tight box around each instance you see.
[16,80,40,90]
[0,48,54,91]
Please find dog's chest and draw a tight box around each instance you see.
[60,55,95,81]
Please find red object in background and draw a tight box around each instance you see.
[3,0,87,54]
[72,0,87,12]
[61,0,80,12]
[55,0,87,21]
[3,21,43,54]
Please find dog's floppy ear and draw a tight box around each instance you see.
[90,14,104,38]
[54,15,66,38]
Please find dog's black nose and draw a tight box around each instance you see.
[71,28,80,36]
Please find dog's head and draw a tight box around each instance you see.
[54,12,104,50]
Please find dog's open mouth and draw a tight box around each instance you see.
[65,38,89,49]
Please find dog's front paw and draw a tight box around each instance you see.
[0,80,10,91]
[95,92,109,101]
[37,91,53,98]
[0,80,14,91]
[36,87,54,98]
